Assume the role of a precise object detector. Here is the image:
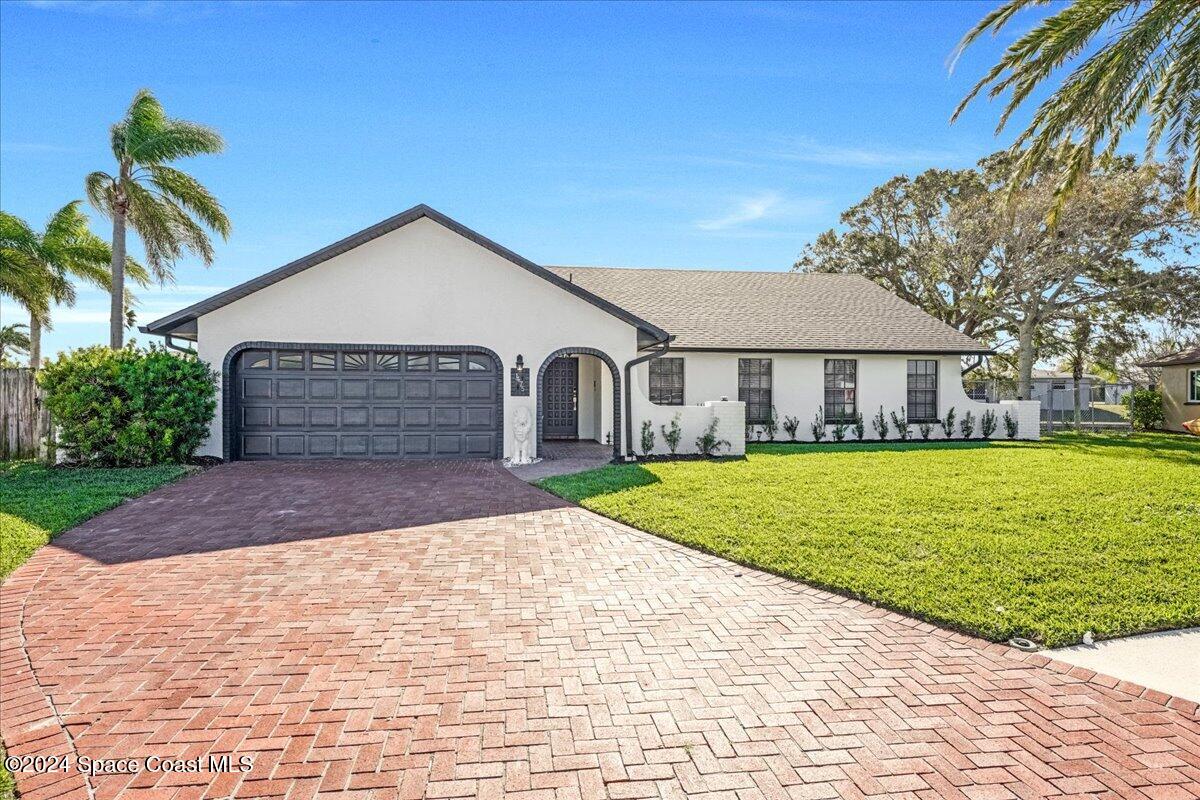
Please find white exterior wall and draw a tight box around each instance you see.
[575,355,614,444]
[194,218,640,459]
[631,352,1039,442]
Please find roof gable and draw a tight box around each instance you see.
[141,205,669,343]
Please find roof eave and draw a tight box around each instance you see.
[668,346,995,356]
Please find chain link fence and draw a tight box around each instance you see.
[962,377,1137,433]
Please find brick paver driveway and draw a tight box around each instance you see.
[2,461,1197,800]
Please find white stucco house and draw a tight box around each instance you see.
[142,205,1039,462]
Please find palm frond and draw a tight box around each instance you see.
[953,0,1200,216]
[0,211,38,251]
[124,181,186,279]
[0,323,32,356]
[85,171,116,216]
[130,120,224,164]
[147,164,231,237]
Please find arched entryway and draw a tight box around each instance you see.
[536,347,622,461]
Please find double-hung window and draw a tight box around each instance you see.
[649,357,685,405]
[1189,367,1200,403]
[823,359,857,423]
[906,360,939,422]
[738,358,772,424]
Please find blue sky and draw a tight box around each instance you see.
[1,0,1045,358]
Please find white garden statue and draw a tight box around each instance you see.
[511,405,534,465]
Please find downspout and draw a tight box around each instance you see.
[622,336,674,461]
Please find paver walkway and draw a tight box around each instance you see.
[2,460,1197,800]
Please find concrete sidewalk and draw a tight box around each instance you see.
[1050,627,1200,702]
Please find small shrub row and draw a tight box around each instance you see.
[639,413,731,458]
[640,401,1022,459]
[773,405,1022,443]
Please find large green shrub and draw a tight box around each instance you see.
[1124,388,1164,431]
[38,346,218,465]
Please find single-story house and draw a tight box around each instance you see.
[142,205,1040,461]
[1139,347,1200,433]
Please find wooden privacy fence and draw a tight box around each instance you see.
[1,368,53,461]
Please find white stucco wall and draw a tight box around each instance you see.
[194,217,641,459]
[631,352,1039,443]
[576,354,612,443]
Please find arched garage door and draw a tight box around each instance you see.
[232,346,500,460]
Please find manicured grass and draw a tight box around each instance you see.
[0,461,191,581]
[539,433,1200,647]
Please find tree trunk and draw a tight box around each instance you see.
[110,210,126,349]
[29,312,41,369]
[1016,322,1036,400]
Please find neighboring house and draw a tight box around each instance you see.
[1139,348,1200,433]
[142,205,1038,461]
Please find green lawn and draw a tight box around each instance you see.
[0,461,192,581]
[539,433,1200,647]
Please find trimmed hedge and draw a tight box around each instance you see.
[38,346,217,466]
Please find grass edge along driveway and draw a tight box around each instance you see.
[0,460,192,582]
[538,433,1199,648]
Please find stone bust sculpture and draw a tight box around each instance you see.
[512,405,533,464]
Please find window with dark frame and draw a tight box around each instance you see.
[823,359,857,423]
[907,359,939,422]
[738,358,772,424]
[649,357,685,405]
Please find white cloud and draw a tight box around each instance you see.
[693,193,827,233]
[751,136,963,169]
[695,193,782,231]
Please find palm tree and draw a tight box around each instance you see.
[952,1,1200,222]
[0,203,147,367]
[86,89,230,348]
[0,323,31,367]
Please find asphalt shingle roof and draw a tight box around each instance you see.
[545,267,990,353]
[1139,346,1200,367]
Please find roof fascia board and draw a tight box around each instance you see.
[669,346,995,356]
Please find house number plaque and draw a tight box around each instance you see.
[510,367,530,396]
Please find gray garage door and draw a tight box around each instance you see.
[233,346,500,460]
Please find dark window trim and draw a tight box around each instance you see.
[906,359,939,423]
[738,357,773,425]
[823,358,858,424]
[649,357,685,406]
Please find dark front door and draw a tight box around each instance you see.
[543,357,579,439]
